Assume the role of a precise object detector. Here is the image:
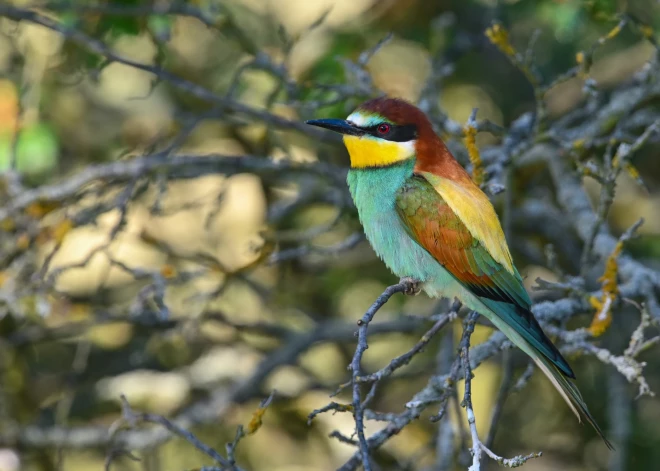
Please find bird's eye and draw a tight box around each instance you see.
[377,123,390,134]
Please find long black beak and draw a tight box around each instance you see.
[305,119,364,136]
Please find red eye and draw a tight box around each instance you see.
[377,123,390,134]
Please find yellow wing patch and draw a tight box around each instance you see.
[343,135,414,168]
[420,171,514,275]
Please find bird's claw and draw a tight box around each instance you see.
[399,277,421,296]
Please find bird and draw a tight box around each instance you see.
[306,97,613,449]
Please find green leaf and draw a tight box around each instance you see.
[148,15,172,42]
[95,0,144,37]
[59,11,80,29]
[0,123,59,177]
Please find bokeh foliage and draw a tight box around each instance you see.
[1,1,660,470]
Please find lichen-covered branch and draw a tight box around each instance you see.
[0,3,659,471]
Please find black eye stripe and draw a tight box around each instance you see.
[363,123,417,142]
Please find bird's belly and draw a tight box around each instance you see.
[360,210,452,290]
[347,166,466,300]
[361,209,496,309]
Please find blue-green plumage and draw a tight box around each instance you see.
[308,96,612,449]
[347,160,443,284]
[348,162,575,379]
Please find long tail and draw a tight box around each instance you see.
[532,349,614,450]
[479,301,614,450]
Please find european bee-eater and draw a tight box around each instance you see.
[306,97,612,448]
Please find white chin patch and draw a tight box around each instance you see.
[397,139,416,156]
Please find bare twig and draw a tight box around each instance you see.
[460,312,542,470]
[0,5,658,471]
[117,395,239,470]
[349,281,412,471]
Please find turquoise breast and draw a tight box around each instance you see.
[346,160,444,284]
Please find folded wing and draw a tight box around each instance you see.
[395,172,574,378]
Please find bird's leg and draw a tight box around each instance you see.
[399,277,421,296]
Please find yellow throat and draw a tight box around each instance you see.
[343,135,415,169]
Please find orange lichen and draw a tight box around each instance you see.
[575,51,589,79]
[160,264,177,279]
[52,219,74,244]
[463,124,484,186]
[25,200,60,219]
[623,162,639,179]
[639,24,655,40]
[485,23,538,86]
[604,23,623,40]
[572,138,586,150]
[246,405,267,435]
[485,23,516,58]
[0,218,15,232]
[613,150,644,188]
[16,233,30,250]
[589,240,622,336]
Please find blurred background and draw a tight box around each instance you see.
[0,0,660,470]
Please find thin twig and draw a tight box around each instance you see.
[118,395,240,470]
[349,281,412,471]
[461,312,542,470]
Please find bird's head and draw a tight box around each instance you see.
[306,97,434,169]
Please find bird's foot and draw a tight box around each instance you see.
[399,277,421,296]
